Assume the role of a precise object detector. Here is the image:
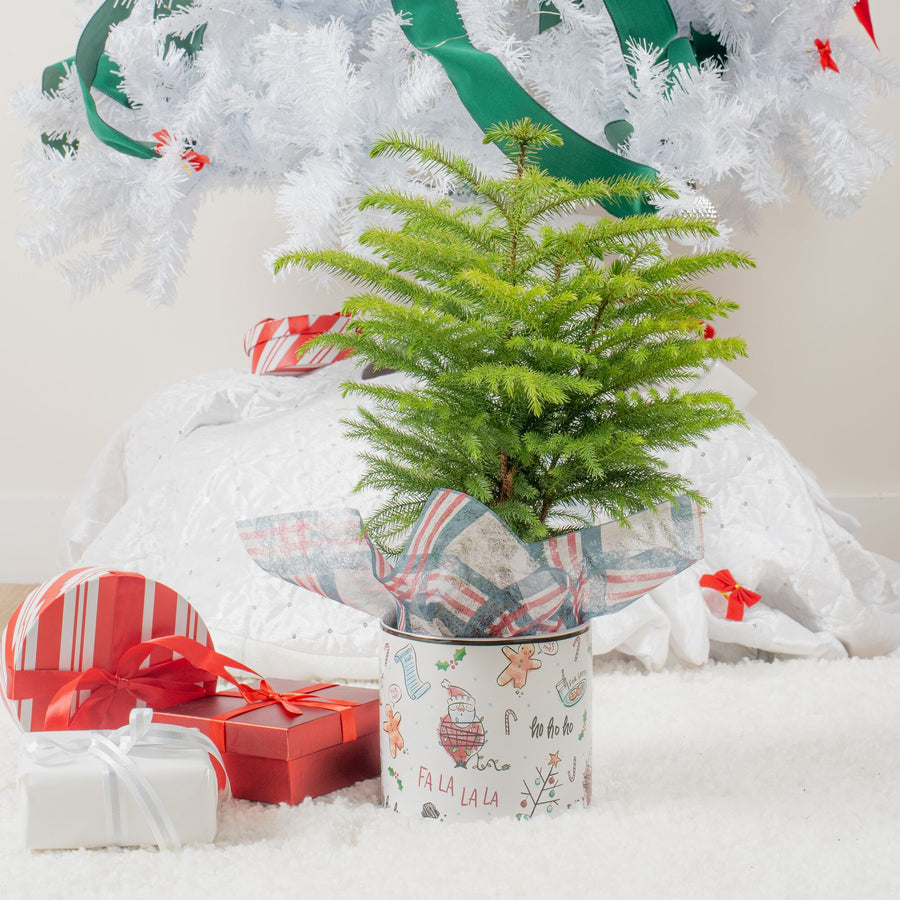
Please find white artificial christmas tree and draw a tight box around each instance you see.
[12,0,897,302]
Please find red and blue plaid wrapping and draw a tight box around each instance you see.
[237,489,703,639]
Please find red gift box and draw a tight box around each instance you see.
[243,314,354,375]
[1,568,218,732]
[153,679,380,804]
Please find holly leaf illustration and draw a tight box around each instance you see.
[453,648,467,662]
[436,660,450,671]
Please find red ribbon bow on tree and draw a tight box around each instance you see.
[814,39,840,73]
[153,129,210,172]
[699,569,761,622]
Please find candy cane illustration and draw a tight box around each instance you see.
[394,644,431,700]
[384,642,392,668]
[568,757,577,782]
[504,708,518,735]
[574,635,582,663]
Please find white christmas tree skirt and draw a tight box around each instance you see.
[62,362,900,677]
[3,655,900,897]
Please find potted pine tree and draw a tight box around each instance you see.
[260,126,755,819]
[274,119,753,552]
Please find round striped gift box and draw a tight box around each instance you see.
[243,314,354,375]
[1,567,216,732]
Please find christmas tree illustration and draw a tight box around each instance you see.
[518,752,562,820]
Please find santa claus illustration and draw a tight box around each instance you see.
[438,679,485,767]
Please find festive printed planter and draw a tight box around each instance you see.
[243,314,354,375]
[379,623,592,821]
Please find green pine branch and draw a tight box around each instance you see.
[275,119,754,548]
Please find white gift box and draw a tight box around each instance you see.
[19,709,225,850]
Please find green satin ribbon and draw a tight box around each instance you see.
[390,0,658,216]
[41,0,204,158]
[41,51,132,155]
[540,0,723,66]
[602,2,730,149]
[601,0,694,150]
[537,0,564,32]
[40,0,729,217]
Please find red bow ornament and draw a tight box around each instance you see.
[699,569,762,622]
[153,130,210,172]
[814,39,840,73]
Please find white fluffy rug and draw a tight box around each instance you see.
[3,656,899,899]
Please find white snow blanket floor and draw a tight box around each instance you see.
[61,362,900,679]
[2,656,900,898]
[9,363,900,895]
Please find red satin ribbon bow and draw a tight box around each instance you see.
[25,633,361,748]
[210,681,360,749]
[153,129,210,172]
[699,569,761,622]
[40,634,256,732]
[814,38,840,73]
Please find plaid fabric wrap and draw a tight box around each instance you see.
[237,489,703,639]
[238,509,400,626]
[540,497,704,621]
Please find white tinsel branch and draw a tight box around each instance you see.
[12,0,897,302]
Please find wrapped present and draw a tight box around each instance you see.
[243,314,354,375]
[153,679,380,804]
[19,708,226,850]
[1,568,218,732]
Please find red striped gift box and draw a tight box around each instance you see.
[243,314,354,375]
[1,568,217,732]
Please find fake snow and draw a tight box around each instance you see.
[2,655,899,897]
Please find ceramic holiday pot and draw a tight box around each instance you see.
[379,623,592,821]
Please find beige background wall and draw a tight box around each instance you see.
[1,3,898,581]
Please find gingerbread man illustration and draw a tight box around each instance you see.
[497,644,542,690]
[383,704,404,758]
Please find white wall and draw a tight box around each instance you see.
[2,3,898,581]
